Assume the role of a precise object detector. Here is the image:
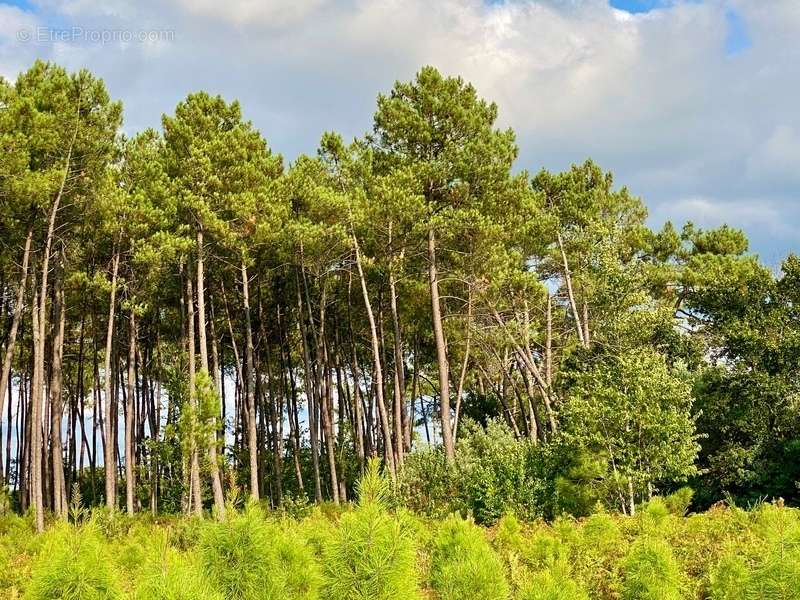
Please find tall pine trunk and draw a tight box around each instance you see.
[124,309,136,514]
[353,236,396,479]
[104,249,121,511]
[186,272,203,515]
[50,276,67,516]
[241,262,259,501]
[197,230,225,518]
[428,228,454,461]
[0,226,33,436]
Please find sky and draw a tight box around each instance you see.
[1,0,797,265]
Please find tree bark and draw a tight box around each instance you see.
[124,309,136,514]
[0,226,33,435]
[241,261,259,501]
[104,249,121,511]
[557,231,586,347]
[452,290,472,444]
[388,263,406,467]
[353,236,396,479]
[428,228,454,461]
[50,274,67,516]
[186,272,202,515]
[197,230,225,518]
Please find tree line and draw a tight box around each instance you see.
[1,61,798,531]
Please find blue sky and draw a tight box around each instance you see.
[0,0,797,265]
[610,0,752,54]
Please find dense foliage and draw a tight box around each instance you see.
[1,59,799,537]
[2,489,800,599]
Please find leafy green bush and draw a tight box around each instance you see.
[400,420,563,523]
[430,515,509,600]
[199,501,320,600]
[621,538,682,600]
[25,521,124,600]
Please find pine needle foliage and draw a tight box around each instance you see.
[133,543,223,600]
[321,461,420,600]
[430,514,510,600]
[517,564,590,600]
[25,521,124,600]
[621,538,683,600]
[198,500,320,600]
[6,498,800,600]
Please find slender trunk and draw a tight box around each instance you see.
[0,226,33,432]
[197,230,225,517]
[428,228,454,461]
[33,107,78,531]
[352,237,396,478]
[30,283,43,528]
[346,270,366,470]
[452,290,472,444]
[186,272,202,515]
[409,337,419,450]
[104,249,121,511]
[50,276,67,516]
[241,262,259,501]
[125,309,136,514]
[388,263,405,468]
[545,293,553,387]
[557,232,586,347]
[295,268,322,501]
[278,304,305,493]
[313,287,339,503]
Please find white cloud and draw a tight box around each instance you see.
[1,0,798,261]
[0,5,43,78]
[173,0,328,28]
[746,125,800,185]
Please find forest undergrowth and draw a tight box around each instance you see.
[2,464,799,600]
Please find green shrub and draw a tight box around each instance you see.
[622,538,682,600]
[664,487,694,516]
[321,501,419,600]
[635,497,674,537]
[25,521,124,600]
[430,515,509,600]
[748,549,800,600]
[517,564,589,600]
[134,544,222,600]
[579,512,622,556]
[321,461,419,600]
[399,420,561,524]
[199,502,320,600]
[708,554,750,600]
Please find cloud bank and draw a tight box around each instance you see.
[2,0,798,263]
